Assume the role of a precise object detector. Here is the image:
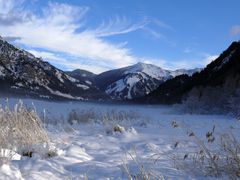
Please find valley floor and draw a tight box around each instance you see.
[0,99,239,179]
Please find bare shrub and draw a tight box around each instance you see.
[170,121,240,179]
[122,150,164,180]
[0,101,50,160]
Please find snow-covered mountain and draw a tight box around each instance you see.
[141,41,240,105]
[0,36,106,100]
[94,62,199,100]
[0,35,200,101]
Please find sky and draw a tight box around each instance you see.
[0,0,240,74]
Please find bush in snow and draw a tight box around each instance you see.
[0,100,50,162]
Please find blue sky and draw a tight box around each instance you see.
[0,0,240,73]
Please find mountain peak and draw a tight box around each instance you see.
[135,62,157,67]
[131,62,164,72]
[136,62,144,65]
[125,62,168,78]
[135,62,147,66]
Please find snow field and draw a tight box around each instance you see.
[0,98,239,179]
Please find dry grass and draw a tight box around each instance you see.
[0,100,50,162]
[170,121,240,179]
[122,149,165,180]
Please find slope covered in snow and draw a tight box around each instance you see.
[0,36,106,100]
[95,62,199,100]
[65,69,96,86]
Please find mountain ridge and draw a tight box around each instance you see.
[139,41,240,106]
[0,37,107,100]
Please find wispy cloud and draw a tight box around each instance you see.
[230,25,240,36]
[141,27,163,39]
[0,0,209,73]
[0,0,142,72]
[153,19,173,30]
[1,36,21,42]
[141,54,218,71]
[85,16,148,37]
[0,0,31,25]
[28,49,107,73]
[140,17,174,43]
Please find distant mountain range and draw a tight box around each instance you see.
[1,35,239,105]
[66,62,200,100]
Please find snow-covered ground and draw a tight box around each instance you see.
[0,98,239,179]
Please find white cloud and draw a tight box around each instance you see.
[0,0,30,25]
[0,0,213,73]
[141,54,218,71]
[28,49,107,73]
[230,25,240,36]
[0,0,23,14]
[86,16,148,37]
[0,1,144,71]
[202,55,218,65]
[28,50,66,64]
